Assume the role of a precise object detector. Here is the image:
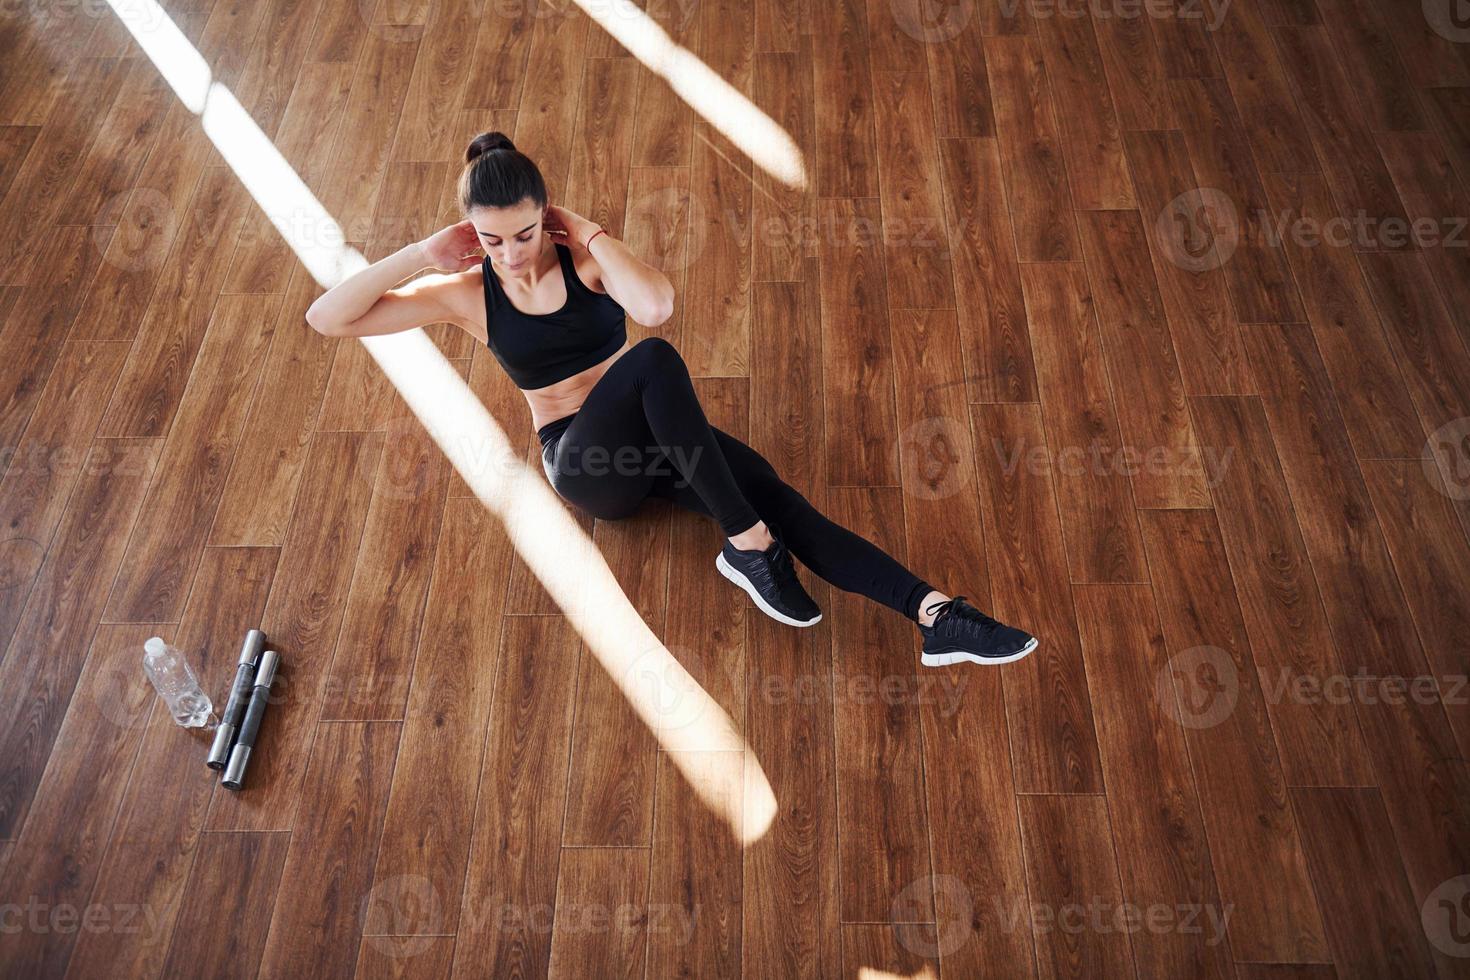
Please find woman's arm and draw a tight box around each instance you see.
[550,206,674,326]
[305,221,483,337]
[585,232,674,326]
[305,242,433,334]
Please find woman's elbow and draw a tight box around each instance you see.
[305,306,344,337]
[644,284,675,326]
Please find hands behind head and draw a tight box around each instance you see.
[542,204,598,247]
[419,219,484,273]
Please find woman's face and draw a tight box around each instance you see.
[471,201,545,277]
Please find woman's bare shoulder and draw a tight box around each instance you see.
[568,237,609,294]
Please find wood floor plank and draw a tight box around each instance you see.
[1290,787,1441,979]
[313,33,425,242]
[317,404,456,721]
[64,547,278,980]
[0,340,129,654]
[1140,509,1330,963]
[1184,394,1373,785]
[560,508,670,846]
[1361,460,1470,759]
[209,266,341,547]
[625,0,700,168]
[1018,794,1135,980]
[1377,130,1470,344]
[922,5,996,138]
[1018,261,1148,583]
[0,438,162,839]
[1169,76,1306,323]
[451,615,580,979]
[839,922,937,977]
[741,273,841,977]
[1421,87,1470,191]
[872,70,955,311]
[681,115,754,376]
[1376,0,1470,88]
[972,402,1104,794]
[1314,0,1425,132]
[937,137,1038,403]
[1357,251,1470,446]
[0,624,160,978]
[645,749,745,977]
[1239,321,1431,679]
[985,34,1079,261]
[1076,209,1211,509]
[1210,0,1320,174]
[1122,129,1254,394]
[742,559,841,978]
[817,197,900,488]
[546,847,651,977]
[364,498,512,940]
[103,292,281,623]
[890,307,993,626]
[157,831,292,979]
[911,653,1035,977]
[812,0,877,197]
[1091,4,1175,131]
[1259,172,1426,459]
[1072,583,1233,978]
[0,57,131,286]
[96,167,258,439]
[203,430,384,833]
[1146,0,1223,79]
[255,721,401,979]
[827,486,932,922]
[1032,6,1135,210]
[0,226,111,470]
[1271,26,1413,247]
[753,43,819,281]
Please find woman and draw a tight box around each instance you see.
[305,132,1037,666]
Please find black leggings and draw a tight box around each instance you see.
[539,337,936,622]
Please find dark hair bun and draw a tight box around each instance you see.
[466,131,516,164]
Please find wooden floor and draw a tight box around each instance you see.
[1,0,1469,976]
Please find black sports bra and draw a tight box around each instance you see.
[481,242,626,390]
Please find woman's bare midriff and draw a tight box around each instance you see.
[522,339,632,432]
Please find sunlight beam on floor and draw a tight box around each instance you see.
[573,0,807,190]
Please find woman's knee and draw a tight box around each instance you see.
[629,335,684,371]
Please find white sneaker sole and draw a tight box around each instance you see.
[920,636,1039,667]
[715,551,822,627]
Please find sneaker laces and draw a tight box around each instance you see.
[740,529,795,591]
[923,595,1000,641]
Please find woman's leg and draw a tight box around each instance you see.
[649,424,938,622]
[547,337,762,536]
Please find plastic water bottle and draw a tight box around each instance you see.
[143,637,218,729]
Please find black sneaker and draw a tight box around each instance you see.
[918,595,1037,667]
[715,519,822,627]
